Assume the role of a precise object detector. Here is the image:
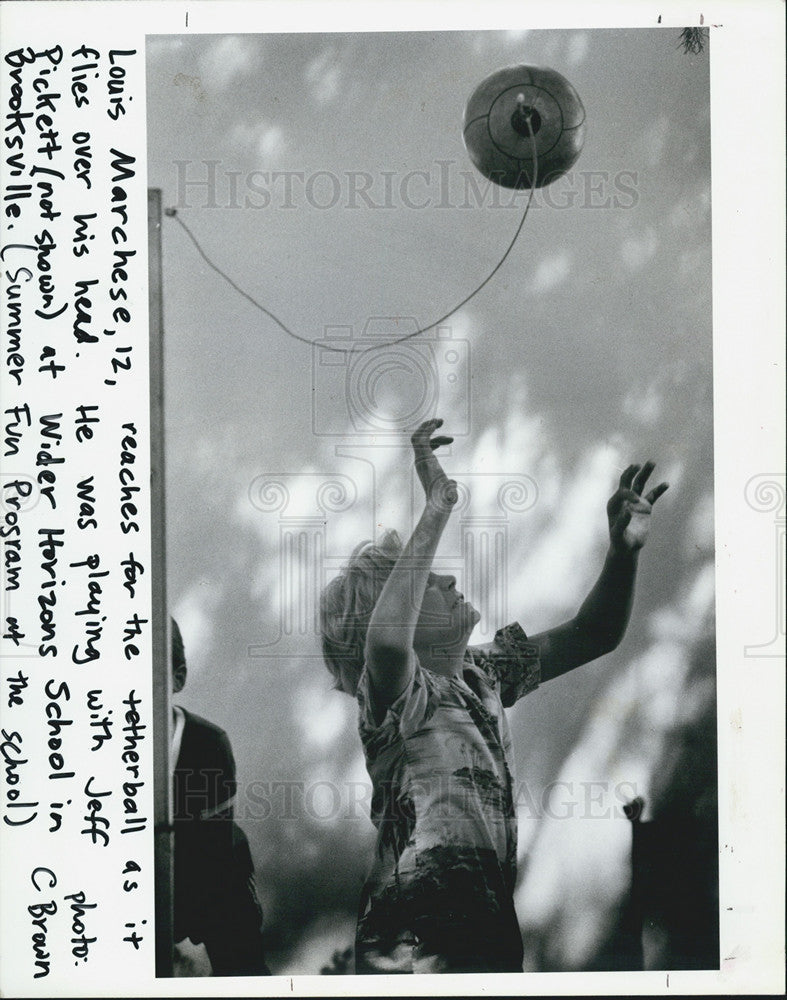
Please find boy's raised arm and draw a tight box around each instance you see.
[365,420,456,707]
[530,462,669,683]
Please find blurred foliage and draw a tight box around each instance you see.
[320,946,354,975]
[679,28,709,55]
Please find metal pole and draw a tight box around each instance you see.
[148,188,173,978]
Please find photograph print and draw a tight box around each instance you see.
[145,26,717,977]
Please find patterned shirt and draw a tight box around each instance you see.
[355,622,540,974]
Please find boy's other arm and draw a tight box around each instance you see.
[529,462,668,683]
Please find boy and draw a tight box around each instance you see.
[320,419,667,973]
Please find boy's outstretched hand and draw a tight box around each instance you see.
[411,419,458,512]
[607,461,669,552]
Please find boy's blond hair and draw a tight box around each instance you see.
[320,530,402,695]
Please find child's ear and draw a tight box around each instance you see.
[172,663,187,694]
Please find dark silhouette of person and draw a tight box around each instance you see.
[171,618,271,976]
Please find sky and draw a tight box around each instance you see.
[146,28,714,973]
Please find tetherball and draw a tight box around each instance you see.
[463,64,586,189]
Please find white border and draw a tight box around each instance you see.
[1,1,784,995]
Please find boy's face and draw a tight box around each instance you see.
[416,573,480,650]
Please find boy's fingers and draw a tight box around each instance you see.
[619,465,639,490]
[411,418,444,444]
[632,461,656,494]
[429,436,453,450]
[646,482,669,505]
